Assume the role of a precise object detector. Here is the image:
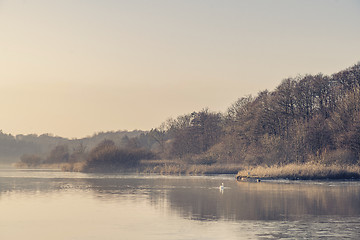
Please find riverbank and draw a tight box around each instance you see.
[14,162,75,170]
[237,163,360,180]
[139,160,240,175]
[60,160,240,175]
[14,160,360,180]
[14,160,241,175]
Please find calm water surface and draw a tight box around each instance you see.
[1,168,360,239]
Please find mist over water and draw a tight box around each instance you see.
[1,169,360,239]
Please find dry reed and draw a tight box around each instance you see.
[237,163,360,180]
[140,160,240,175]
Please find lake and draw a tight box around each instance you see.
[1,169,360,239]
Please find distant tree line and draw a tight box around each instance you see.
[18,139,155,172]
[12,62,360,170]
[0,130,149,164]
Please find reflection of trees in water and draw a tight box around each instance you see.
[2,175,360,222]
[84,178,360,221]
[164,181,360,221]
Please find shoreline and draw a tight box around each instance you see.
[236,163,360,181]
[11,161,360,181]
[13,161,240,175]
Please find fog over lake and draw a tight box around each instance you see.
[1,169,360,239]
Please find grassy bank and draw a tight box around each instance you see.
[237,163,360,180]
[16,159,360,180]
[13,162,77,170]
[140,160,240,175]
[57,159,240,175]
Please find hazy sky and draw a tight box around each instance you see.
[1,0,360,138]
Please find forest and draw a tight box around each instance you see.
[149,62,360,167]
[10,62,360,175]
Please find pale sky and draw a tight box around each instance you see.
[1,0,360,138]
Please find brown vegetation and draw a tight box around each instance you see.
[13,62,360,178]
[237,163,360,180]
[140,159,240,175]
[151,63,360,170]
[14,154,42,168]
[80,139,155,173]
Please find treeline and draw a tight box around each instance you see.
[17,138,155,172]
[14,62,360,171]
[151,62,360,166]
[1,130,150,164]
[0,132,65,163]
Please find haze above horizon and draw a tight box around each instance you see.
[1,0,360,138]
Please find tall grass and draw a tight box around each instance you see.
[140,159,240,175]
[237,162,360,180]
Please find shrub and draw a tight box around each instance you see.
[193,155,217,165]
[45,145,69,163]
[82,139,155,172]
[19,154,42,167]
